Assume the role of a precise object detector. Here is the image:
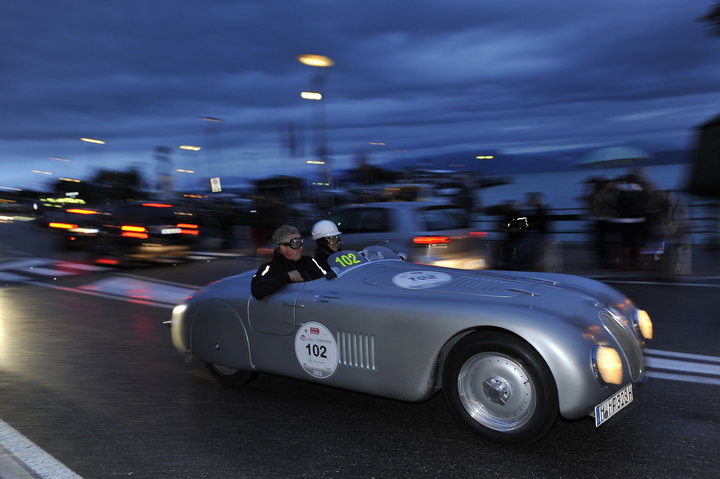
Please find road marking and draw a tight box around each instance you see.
[78,277,197,307]
[0,419,82,478]
[645,371,720,386]
[604,279,720,288]
[645,348,720,386]
[0,271,33,283]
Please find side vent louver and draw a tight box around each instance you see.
[337,331,377,371]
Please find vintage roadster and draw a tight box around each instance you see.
[169,246,652,445]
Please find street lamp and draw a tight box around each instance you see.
[297,54,334,68]
[201,116,223,192]
[80,137,106,145]
[80,137,107,179]
[297,53,334,188]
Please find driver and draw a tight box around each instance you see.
[311,220,343,272]
[251,225,325,300]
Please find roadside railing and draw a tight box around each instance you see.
[475,201,720,246]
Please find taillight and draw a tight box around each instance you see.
[121,225,148,239]
[49,222,78,230]
[177,223,199,235]
[469,231,488,238]
[96,258,120,265]
[66,209,98,215]
[141,203,173,208]
[413,236,451,245]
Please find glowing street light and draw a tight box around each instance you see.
[80,137,106,145]
[297,53,334,188]
[300,91,323,100]
[297,54,334,68]
[179,145,202,151]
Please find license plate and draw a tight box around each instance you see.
[161,228,181,235]
[594,383,633,427]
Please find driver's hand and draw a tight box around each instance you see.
[288,270,303,282]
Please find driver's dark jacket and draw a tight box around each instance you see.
[251,250,325,300]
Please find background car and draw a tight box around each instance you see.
[93,201,199,265]
[46,206,109,250]
[169,246,652,445]
[328,201,491,269]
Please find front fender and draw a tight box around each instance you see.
[188,299,254,369]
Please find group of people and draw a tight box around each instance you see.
[250,220,343,300]
[498,192,550,270]
[586,168,690,271]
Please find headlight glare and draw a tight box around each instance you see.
[592,345,624,385]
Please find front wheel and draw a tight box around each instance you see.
[443,332,558,445]
[206,363,257,387]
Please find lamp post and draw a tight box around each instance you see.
[80,137,107,181]
[201,116,223,192]
[297,54,333,189]
[177,145,201,192]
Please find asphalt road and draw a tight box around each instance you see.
[1,220,719,478]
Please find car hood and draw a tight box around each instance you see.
[361,264,626,306]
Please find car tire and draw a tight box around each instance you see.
[442,331,558,445]
[206,363,257,387]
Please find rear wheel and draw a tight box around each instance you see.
[206,363,257,387]
[443,332,558,445]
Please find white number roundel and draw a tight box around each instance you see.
[294,322,339,379]
[392,270,451,289]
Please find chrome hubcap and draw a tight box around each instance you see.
[457,352,536,431]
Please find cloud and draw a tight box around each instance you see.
[1,0,719,189]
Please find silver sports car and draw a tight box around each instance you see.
[169,246,653,445]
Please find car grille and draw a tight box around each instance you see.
[336,331,376,371]
[599,309,644,381]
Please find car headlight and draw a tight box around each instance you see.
[592,345,623,385]
[632,309,653,341]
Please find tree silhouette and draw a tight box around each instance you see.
[700,1,720,37]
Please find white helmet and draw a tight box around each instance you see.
[311,220,342,240]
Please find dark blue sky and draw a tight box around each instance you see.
[2,1,719,190]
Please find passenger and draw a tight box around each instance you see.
[311,220,343,272]
[251,225,325,300]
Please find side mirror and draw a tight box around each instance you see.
[397,252,408,261]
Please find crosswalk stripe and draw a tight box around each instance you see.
[78,277,198,306]
[0,251,238,283]
[20,266,76,277]
[0,271,34,282]
[55,261,110,272]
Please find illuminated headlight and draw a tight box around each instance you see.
[170,303,190,353]
[172,303,188,322]
[632,309,653,341]
[70,227,99,234]
[592,345,624,385]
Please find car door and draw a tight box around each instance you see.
[246,283,304,335]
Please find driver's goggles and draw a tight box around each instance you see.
[325,235,341,245]
[280,238,304,249]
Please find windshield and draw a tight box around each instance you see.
[328,246,402,277]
